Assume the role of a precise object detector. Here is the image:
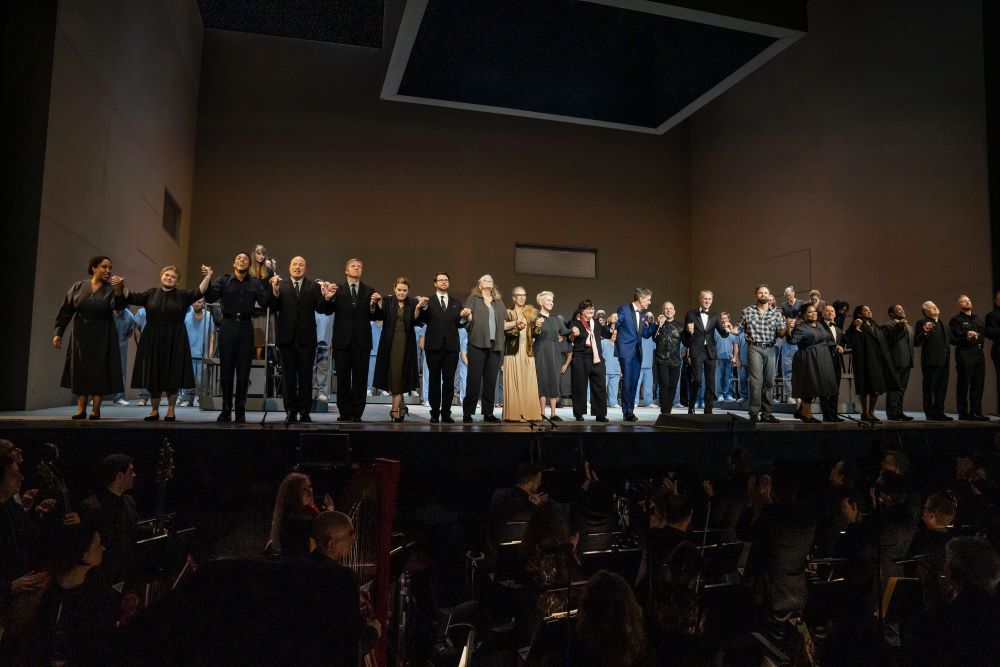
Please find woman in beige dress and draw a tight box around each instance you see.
[502,287,543,421]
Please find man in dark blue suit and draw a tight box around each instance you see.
[682,290,730,414]
[614,288,656,421]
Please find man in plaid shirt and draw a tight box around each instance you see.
[730,285,791,424]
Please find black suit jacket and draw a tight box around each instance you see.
[914,317,951,367]
[949,312,986,361]
[330,281,384,351]
[881,319,914,370]
[568,318,612,362]
[422,294,467,352]
[822,320,846,371]
[682,309,729,360]
[265,277,332,346]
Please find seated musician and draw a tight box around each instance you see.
[308,511,380,664]
[266,472,334,556]
[646,490,694,573]
[487,462,546,550]
[80,454,138,592]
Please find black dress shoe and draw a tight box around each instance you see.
[973,414,991,422]
[164,415,176,422]
[704,408,713,415]
[575,416,585,422]
[624,414,639,422]
[299,414,312,422]
[900,414,915,421]
[760,415,780,424]
[823,416,845,423]
[959,413,975,421]
[285,413,298,424]
[217,412,232,423]
[596,416,610,423]
[549,415,563,422]
[144,414,159,422]
[88,414,101,421]
[804,417,821,424]
[687,408,695,415]
[336,416,352,422]
[429,415,439,423]
[484,414,501,423]
[71,413,87,420]
[442,415,455,424]
[886,415,905,421]
[749,414,758,425]
[940,415,954,421]
[463,415,473,423]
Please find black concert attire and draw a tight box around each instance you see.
[681,307,730,413]
[268,277,332,420]
[203,273,267,420]
[462,294,507,419]
[788,322,838,417]
[80,489,138,590]
[54,280,126,396]
[126,287,202,395]
[843,320,891,395]
[914,315,951,419]
[652,319,683,414]
[820,318,846,418]
[420,293,467,420]
[985,304,1000,414]
[534,313,570,400]
[373,297,423,395]
[949,311,986,418]
[567,316,612,420]
[882,318,914,419]
[329,280,383,421]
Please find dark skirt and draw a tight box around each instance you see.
[792,346,838,399]
[132,322,195,394]
[61,317,124,396]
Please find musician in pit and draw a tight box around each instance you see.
[80,454,138,592]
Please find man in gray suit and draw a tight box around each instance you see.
[883,304,914,421]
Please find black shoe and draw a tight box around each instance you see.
[760,415,780,424]
[900,414,915,421]
[959,413,975,421]
[575,416,585,422]
[550,415,563,422]
[429,415,439,423]
[887,415,905,421]
[88,414,101,421]
[483,414,501,423]
[336,416,352,422]
[804,417,821,424]
[217,411,232,423]
[71,413,86,420]
[234,414,246,423]
[144,413,159,422]
[749,415,758,425]
[285,413,298,424]
[940,415,954,421]
[299,413,312,422]
[596,416,610,423]
[972,414,991,422]
[624,414,638,422]
[688,408,695,415]
[705,408,714,415]
[823,416,845,423]
[463,415,473,423]
[163,415,176,422]
[442,415,455,424]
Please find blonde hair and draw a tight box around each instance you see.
[345,258,363,270]
[160,265,179,279]
[536,290,554,306]
[471,274,501,299]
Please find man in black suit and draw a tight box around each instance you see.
[682,290,730,414]
[949,294,988,421]
[266,256,335,423]
[329,258,383,422]
[984,290,1000,415]
[882,304,915,421]
[914,300,952,420]
[820,304,846,421]
[419,272,471,423]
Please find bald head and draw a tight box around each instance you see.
[313,511,355,560]
[289,256,306,279]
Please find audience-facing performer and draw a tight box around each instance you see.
[568,300,613,422]
[949,294,988,421]
[329,258,383,422]
[421,273,471,423]
[123,265,212,421]
[882,304,915,421]
[777,286,805,403]
[787,304,840,423]
[653,301,684,415]
[248,244,275,360]
[53,255,126,420]
[372,277,424,422]
[614,288,654,421]
[731,285,789,424]
[502,287,542,422]
[915,300,951,420]
[266,471,333,555]
[463,275,509,423]
[266,256,334,423]
[985,290,1000,416]
[819,305,846,422]
[844,305,894,423]
[535,291,571,421]
[682,290,730,415]
[80,454,137,592]
[203,251,268,422]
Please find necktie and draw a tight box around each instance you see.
[294,280,301,296]
[351,283,357,302]
[440,295,446,309]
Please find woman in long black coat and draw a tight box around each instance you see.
[53,255,126,419]
[125,265,213,421]
[788,304,841,423]
[373,277,427,422]
[843,304,893,423]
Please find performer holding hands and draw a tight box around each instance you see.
[372,278,426,422]
[420,273,471,423]
[501,287,542,422]
[534,291,571,421]
[328,258,383,422]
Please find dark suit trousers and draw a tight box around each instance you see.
[689,349,717,411]
[921,364,949,418]
[219,320,254,383]
[654,362,680,414]
[278,343,316,415]
[333,346,369,418]
[885,366,911,417]
[571,356,607,418]
[464,346,501,417]
[956,355,985,415]
[619,352,642,414]
[425,348,459,417]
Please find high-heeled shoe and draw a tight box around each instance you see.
[390,408,404,423]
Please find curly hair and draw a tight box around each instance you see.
[577,570,648,666]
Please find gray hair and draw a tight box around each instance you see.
[536,290,554,306]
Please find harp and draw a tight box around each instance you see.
[340,458,401,666]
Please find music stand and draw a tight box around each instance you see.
[881,576,922,623]
[578,531,622,552]
[698,542,747,588]
[580,546,643,584]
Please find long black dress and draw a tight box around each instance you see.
[534,313,570,398]
[373,298,422,394]
[844,320,892,395]
[126,288,201,393]
[55,281,125,395]
[789,323,838,399]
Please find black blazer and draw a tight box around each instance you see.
[914,318,951,367]
[265,277,332,346]
[330,281,384,351]
[682,309,729,360]
[567,318,612,363]
[421,294,467,353]
[881,320,914,370]
[949,312,986,361]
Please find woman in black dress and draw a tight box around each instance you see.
[534,290,570,421]
[844,304,892,423]
[788,304,841,423]
[373,277,427,422]
[124,264,213,421]
[53,255,126,420]
[249,244,275,360]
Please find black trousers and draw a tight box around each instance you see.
[333,345,370,419]
[921,364,949,418]
[689,350,717,411]
[278,342,316,416]
[425,348,459,417]
[654,362,681,414]
[885,366,911,418]
[955,354,985,416]
[571,356,608,418]
[464,346,502,417]
[219,319,254,383]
